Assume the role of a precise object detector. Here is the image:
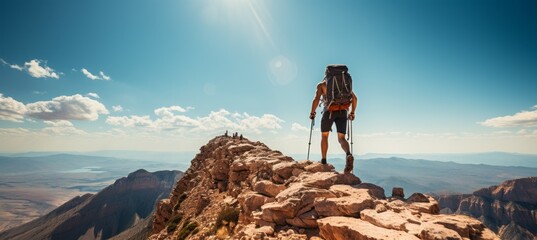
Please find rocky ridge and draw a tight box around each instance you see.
[150,136,499,240]
[438,177,537,240]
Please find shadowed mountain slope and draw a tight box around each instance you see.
[0,169,182,240]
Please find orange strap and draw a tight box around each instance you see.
[328,103,351,112]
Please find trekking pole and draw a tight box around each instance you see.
[350,118,354,155]
[347,119,350,141]
[307,118,314,160]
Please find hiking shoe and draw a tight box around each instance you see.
[344,155,354,174]
[321,159,327,164]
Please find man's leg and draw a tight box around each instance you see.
[334,112,353,174]
[337,132,350,153]
[320,110,334,164]
[321,132,329,164]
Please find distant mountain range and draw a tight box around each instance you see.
[328,157,537,195]
[360,152,537,168]
[291,152,537,168]
[0,169,183,240]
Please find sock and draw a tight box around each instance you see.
[346,152,351,156]
[321,158,327,164]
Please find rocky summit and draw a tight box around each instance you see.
[149,136,499,240]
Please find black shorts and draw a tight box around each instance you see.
[320,110,348,134]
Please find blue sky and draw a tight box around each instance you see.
[1,0,536,154]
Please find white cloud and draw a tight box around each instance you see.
[238,113,283,133]
[26,94,109,121]
[112,105,123,112]
[99,71,111,80]
[0,93,27,122]
[10,64,24,71]
[107,107,284,134]
[0,58,24,71]
[480,105,537,128]
[86,92,100,99]
[24,59,59,79]
[106,115,153,128]
[33,91,46,95]
[81,68,100,80]
[291,122,309,132]
[43,120,74,127]
[154,106,188,118]
[0,128,30,135]
[1,58,58,78]
[81,68,111,81]
[42,120,86,135]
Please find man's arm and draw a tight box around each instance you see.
[349,92,358,120]
[310,84,322,119]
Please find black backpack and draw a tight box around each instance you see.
[325,64,353,111]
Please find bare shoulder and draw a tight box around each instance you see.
[316,81,326,90]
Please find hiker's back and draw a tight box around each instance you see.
[324,65,353,111]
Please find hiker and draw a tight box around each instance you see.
[225,130,229,137]
[309,65,357,174]
[239,134,243,140]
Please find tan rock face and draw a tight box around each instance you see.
[315,188,375,217]
[318,217,420,240]
[438,177,537,238]
[254,180,286,198]
[304,162,335,173]
[360,209,417,231]
[148,136,499,240]
[419,222,463,240]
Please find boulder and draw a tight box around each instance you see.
[421,214,486,239]
[392,187,405,198]
[360,209,417,231]
[314,188,374,217]
[408,195,440,214]
[304,162,335,173]
[286,209,319,228]
[419,222,462,240]
[229,170,249,182]
[228,143,255,154]
[260,199,300,225]
[210,159,230,181]
[298,172,340,189]
[272,162,298,179]
[353,183,386,199]
[238,191,274,217]
[275,183,336,203]
[407,193,430,203]
[386,199,408,213]
[318,217,419,240]
[262,183,336,225]
[335,173,362,185]
[253,180,286,198]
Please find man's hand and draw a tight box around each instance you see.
[309,112,316,119]
[348,112,355,121]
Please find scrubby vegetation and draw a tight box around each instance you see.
[177,219,199,240]
[166,214,183,233]
[173,193,188,212]
[215,207,240,229]
[214,207,240,238]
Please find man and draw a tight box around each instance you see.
[309,67,358,174]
